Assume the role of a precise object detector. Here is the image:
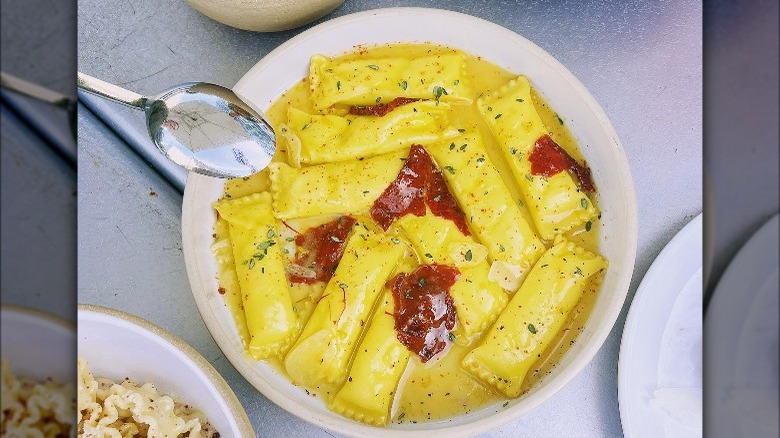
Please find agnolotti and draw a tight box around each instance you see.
[282,102,458,166]
[477,76,598,240]
[396,214,507,343]
[461,239,607,397]
[309,52,471,110]
[210,217,250,347]
[284,222,405,389]
[427,132,545,291]
[268,150,407,219]
[213,192,297,360]
[329,291,412,426]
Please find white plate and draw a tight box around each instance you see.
[182,7,638,437]
[618,214,703,437]
[705,214,779,437]
[1,305,75,382]
[77,304,255,437]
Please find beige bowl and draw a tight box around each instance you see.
[185,0,345,32]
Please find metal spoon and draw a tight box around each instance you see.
[77,72,275,178]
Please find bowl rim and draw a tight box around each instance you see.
[182,6,638,437]
[1,303,76,332]
[77,304,256,438]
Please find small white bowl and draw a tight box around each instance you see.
[182,7,638,437]
[77,304,255,437]
[1,304,75,383]
[185,0,345,32]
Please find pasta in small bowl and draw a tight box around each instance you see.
[77,304,255,437]
[182,7,637,437]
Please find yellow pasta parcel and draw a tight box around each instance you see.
[282,102,458,166]
[210,217,250,347]
[284,221,405,389]
[396,214,507,343]
[329,291,412,426]
[461,239,607,397]
[478,75,598,240]
[427,132,545,291]
[309,52,471,110]
[268,149,407,219]
[214,192,297,360]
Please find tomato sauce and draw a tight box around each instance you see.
[349,97,420,116]
[390,264,460,363]
[287,216,356,284]
[528,134,596,192]
[371,145,471,235]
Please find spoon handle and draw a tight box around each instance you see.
[77,72,147,109]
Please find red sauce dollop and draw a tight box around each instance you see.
[528,134,596,192]
[371,144,471,235]
[390,264,460,363]
[288,216,356,284]
[349,97,420,116]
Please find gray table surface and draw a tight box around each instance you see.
[77,1,702,437]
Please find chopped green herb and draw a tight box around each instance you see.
[359,234,367,241]
[267,229,276,239]
[528,324,537,334]
[433,195,442,201]
[301,122,311,130]
[367,64,379,70]
[398,412,406,421]
[585,221,592,232]
[282,248,289,254]
[449,142,456,150]
[457,128,466,132]
[525,174,534,182]
[509,147,517,155]
[339,282,349,289]
[465,249,473,261]
[503,401,509,407]
[495,113,503,119]
[400,80,408,90]
[425,253,433,259]
[477,157,485,164]
[418,278,426,286]
[516,98,524,103]
[248,258,255,270]
[292,305,298,314]
[581,198,589,209]
[556,113,564,125]
[459,144,467,151]
[518,199,524,207]
[487,106,493,111]
[448,332,457,341]
[499,244,505,252]
[376,96,382,103]
[541,264,548,268]
[404,289,413,300]
[453,79,460,85]
[336,80,341,90]
[575,267,584,276]
[433,86,448,103]
[330,235,342,243]
[391,237,401,244]
[444,165,455,174]
[285,236,295,242]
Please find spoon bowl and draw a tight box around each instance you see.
[78,73,275,178]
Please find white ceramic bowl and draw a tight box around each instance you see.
[77,304,255,437]
[182,7,638,437]
[1,304,75,383]
[185,0,345,32]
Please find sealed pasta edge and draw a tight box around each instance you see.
[461,352,516,398]
[309,54,330,111]
[327,397,388,427]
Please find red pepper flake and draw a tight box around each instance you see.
[528,134,596,192]
[217,287,226,295]
[288,216,356,284]
[371,145,470,235]
[390,264,460,362]
[349,97,420,116]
